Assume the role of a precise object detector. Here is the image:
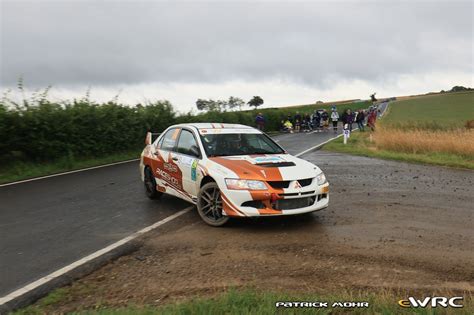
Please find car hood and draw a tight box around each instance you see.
[208,154,321,181]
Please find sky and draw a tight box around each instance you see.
[1,0,472,112]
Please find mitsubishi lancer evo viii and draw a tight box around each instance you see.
[140,123,329,226]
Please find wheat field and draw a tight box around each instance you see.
[372,127,474,158]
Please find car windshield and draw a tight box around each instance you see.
[200,133,285,157]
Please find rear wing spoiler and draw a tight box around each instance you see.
[145,132,162,145]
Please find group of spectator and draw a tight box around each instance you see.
[255,104,381,133]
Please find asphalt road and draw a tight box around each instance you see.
[0,102,388,297]
[0,127,334,297]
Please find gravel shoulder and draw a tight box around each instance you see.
[29,150,474,312]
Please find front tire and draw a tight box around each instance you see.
[197,182,229,227]
[144,167,162,200]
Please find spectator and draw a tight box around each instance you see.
[367,110,377,131]
[330,108,339,133]
[283,119,294,133]
[287,114,293,124]
[341,109,354,131]
[301,114,311,132]
[321,109,329,131]
[294,111,302,133]
[279,120,286,132]
[294,111,302,124]
[312,110,321,132]
[294,118,301,133]
[255,112,265,131]
[356,109,365,131]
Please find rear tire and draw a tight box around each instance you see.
[144,167,162,200]
[197,182,229,227]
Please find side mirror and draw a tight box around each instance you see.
[189,145,200,158]
[145,132,152,145]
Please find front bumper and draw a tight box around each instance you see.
[220,182,329,217]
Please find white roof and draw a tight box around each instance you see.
[172,123,260,134]
[176,123,254,129]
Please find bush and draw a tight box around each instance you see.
[0,99,176,165]
[0,97,371,166]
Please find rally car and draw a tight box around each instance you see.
[140,123,329,226]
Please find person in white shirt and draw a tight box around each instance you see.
[330,109,339,133]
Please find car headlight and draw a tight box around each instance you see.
[225,179,267,190]
[316,172,327,185]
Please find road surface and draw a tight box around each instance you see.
[0,101,389,298]
[0,124,352,297]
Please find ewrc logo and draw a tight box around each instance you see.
[398,297,463,308]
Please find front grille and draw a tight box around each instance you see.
[268,178,314,189]
[297,178,313,187]
[256,162,296,167]
[274,196,316,210]
[241,200,265,209]
[267,181,290,189]
[278,192,299,197]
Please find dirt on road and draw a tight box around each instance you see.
[35,151,474,312]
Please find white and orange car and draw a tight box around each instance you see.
[140,123,329,226]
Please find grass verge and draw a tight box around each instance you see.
[14,287,473,315]
[0,150,140,184]
[323,131,474,170]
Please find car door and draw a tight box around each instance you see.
[174,128,202,198]
[151,128,185,198]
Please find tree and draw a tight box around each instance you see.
[227,96,245,111]
[248,96,264,109]
[215,100,227,112]
[451,86,472,92]
[196,99,208,111]
[370,93,377,102]
[195,98,224,112]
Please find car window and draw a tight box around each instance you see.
[200,133,284,157]
[245,134,274,152]
[176,129,200,157]
[159,128,180,151]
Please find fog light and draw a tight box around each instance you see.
[270,193,279,203]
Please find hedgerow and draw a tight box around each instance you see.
[0,97,370,165]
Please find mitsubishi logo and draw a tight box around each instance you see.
[294,181,302,189]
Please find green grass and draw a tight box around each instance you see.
[0,150,140,184]
[14,288,473,315]
[384,91,474,128]
[323,132,474,170]
[323,92,474,169]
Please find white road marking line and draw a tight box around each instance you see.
[0,124,364,308]
[0,206,193,307]
[0,158,139,187]
[295,129,358,157]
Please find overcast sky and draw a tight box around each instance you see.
[1,0,472,112]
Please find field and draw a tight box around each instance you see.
[383,91,473,127]
[325,91,474,168]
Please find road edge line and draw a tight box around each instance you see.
[295,132,347,157]
[0,158,140,188]
[295,101,389,157]
[0,206,194,313]
[0,117,382,312]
